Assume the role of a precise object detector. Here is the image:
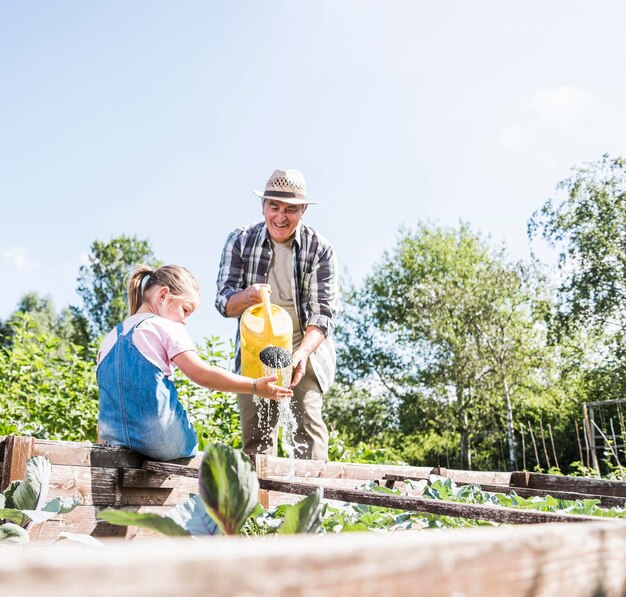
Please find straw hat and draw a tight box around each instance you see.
[253,169,317,205]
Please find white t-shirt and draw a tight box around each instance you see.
[97,313,196,377]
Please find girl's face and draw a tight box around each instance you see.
[155,288,199,325]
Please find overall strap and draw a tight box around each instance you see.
[115,314,157,339]
[128,313,157,334]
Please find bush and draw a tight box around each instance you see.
[0,314,99,441]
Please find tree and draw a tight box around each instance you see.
[337,222,551,469]
[0,292,84,349]
[529,154,626,334]
[529,154,626,409]
[75,236,160,339]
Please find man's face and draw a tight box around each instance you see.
[262,199,306,243]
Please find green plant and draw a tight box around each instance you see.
[0,314,99,441]
[99,494,217,537]
[199,443,259,535]
[99,443,323,537]
[175,337,242,450]
[0,456,81,544]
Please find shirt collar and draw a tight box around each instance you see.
[262,222,303,249]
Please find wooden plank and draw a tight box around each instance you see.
[468,483,625,509]
[383,474,626,508]
[511,471,626,498]
[142,460,199,478]
[46,464,198,506]
[32,439,146,468]
[120,468,196,489]
[265,473,389,492]
[3,522,626,595]
[256,454,436,482]
[0,435,35,491]
[32,438,203,469]
[259,479,606,524]
[28,505,174,541]
[430,466,512,485]
[255,455,511,485]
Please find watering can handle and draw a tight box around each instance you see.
[260,285,275,338]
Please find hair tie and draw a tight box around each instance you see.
[140,272,152,296]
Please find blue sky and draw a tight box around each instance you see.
[1,1,625,343]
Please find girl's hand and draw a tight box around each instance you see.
[255,375,293,400]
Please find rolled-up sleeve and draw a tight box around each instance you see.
[215,229,244,317]
[306,244,339,337]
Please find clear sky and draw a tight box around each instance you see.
[1,1,625,343]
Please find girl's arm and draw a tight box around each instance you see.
[172,350,292,400]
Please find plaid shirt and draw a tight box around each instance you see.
[215,220,339,392]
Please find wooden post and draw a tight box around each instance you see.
[618,405,626,459]
[583,403,599,473]
[547,423,560,472]
[255,454,270,509]
[0,435,35,491]
[574,420,584,466]
[520,425,527,471]
[610,418,618,455]
[592,420,624,476]
[538,419,551,470]
[527,421,541,471]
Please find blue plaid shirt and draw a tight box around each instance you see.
[215,220,339,391]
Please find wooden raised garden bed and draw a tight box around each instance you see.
[2,434,626,595]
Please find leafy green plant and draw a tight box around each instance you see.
[277,488,323,535]
[0,314,99,441]
[0,456,81,544]
[99,443,323,538]
[198,443,259,535]
[99,494,218,537]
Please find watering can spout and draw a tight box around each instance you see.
[260,285,275,339]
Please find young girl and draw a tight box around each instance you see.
[97,264,292,461]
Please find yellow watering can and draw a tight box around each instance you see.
[240,285,293,383]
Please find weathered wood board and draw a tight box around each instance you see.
[2,522,626,596]
[256,455,626,511]
[0,436,200,540]
[2,437,626,539]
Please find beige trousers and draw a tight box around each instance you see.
[237,363,329,460]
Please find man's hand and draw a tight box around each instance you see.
[246,283,271,306]
[291,348,308,387]
[225,283,271,317]
[290,326,325,388]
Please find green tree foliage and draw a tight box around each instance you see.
[530,154,626,407]
[0,292,82,348]
[335,222,558,470]
[75,235,160,340]
[529,154,626,333]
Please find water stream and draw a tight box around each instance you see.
[254,347,308,458]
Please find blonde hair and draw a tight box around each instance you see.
[127,264,200,316]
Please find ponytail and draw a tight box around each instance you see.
[127,263,200,316]
[127,264,154,315]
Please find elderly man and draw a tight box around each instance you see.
[215,169,338,460]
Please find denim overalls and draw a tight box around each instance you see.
[97,315,198,461]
